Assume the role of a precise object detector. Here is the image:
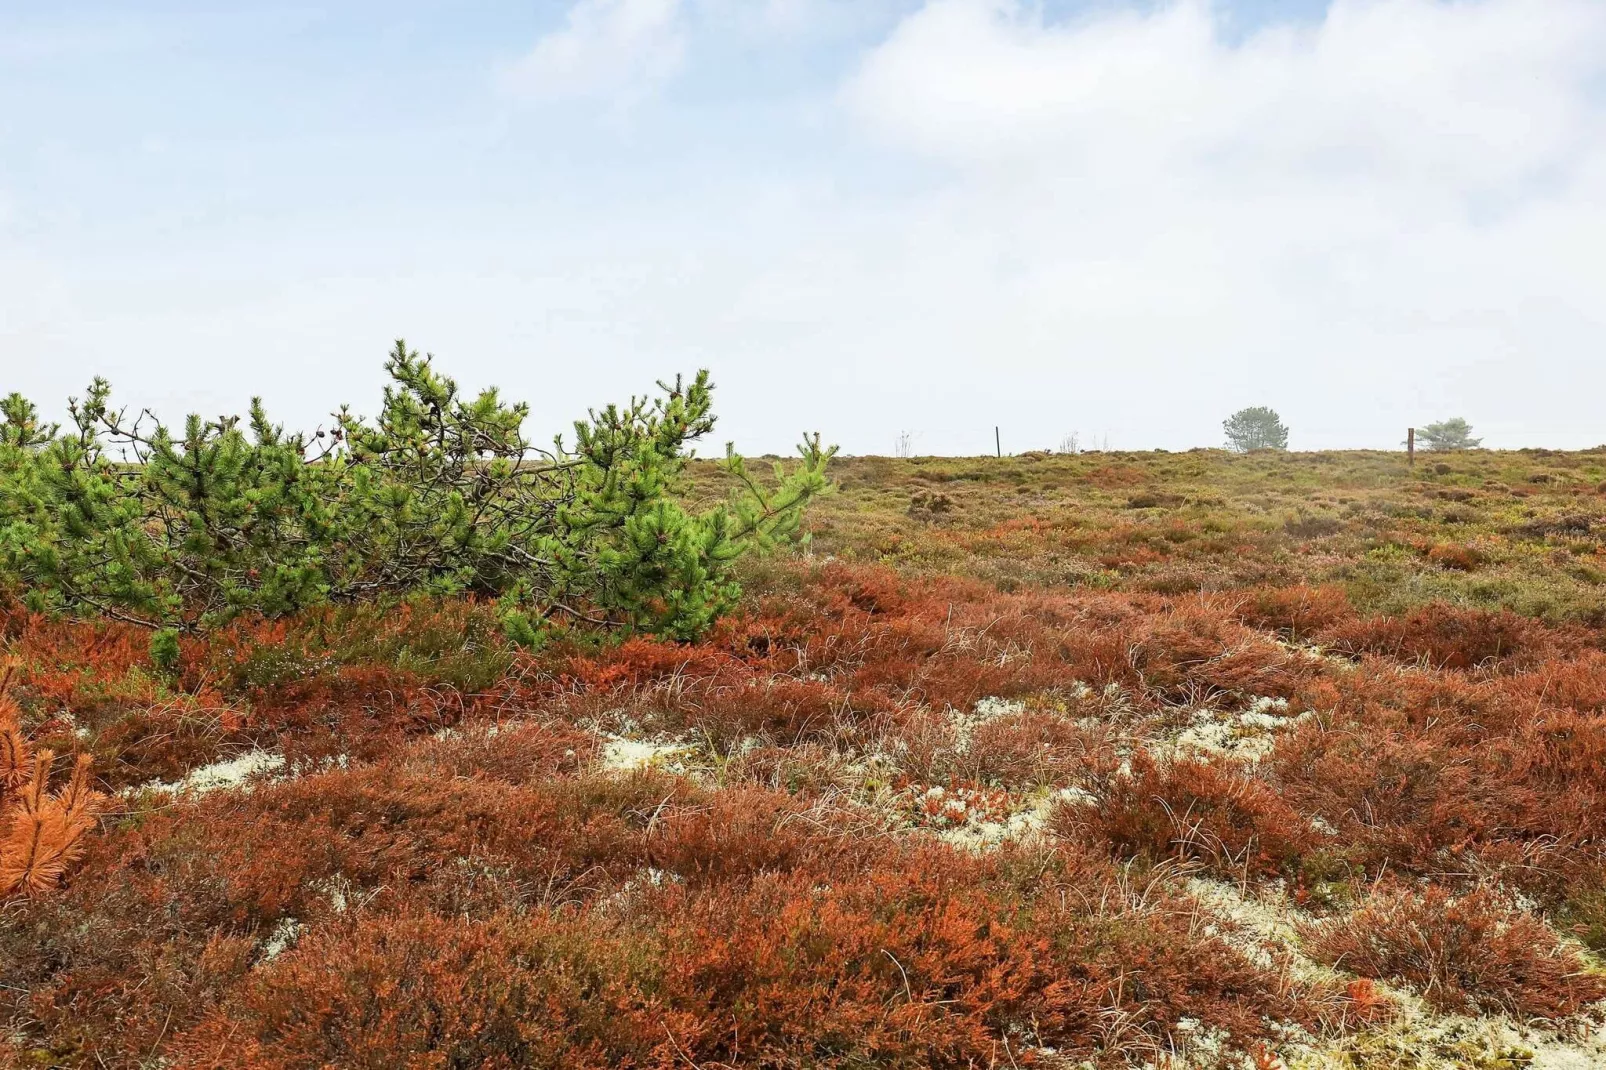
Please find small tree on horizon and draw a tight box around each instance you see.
[1417,417,1482,451]
[1223,406,1289,452]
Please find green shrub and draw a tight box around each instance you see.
[0,342,833,640]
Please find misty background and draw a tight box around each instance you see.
[2,0,1603,456]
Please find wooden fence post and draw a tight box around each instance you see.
[1408,427,1415,467]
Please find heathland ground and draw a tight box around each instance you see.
[5,447,1606,1068]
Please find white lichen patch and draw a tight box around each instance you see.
[1159,698,1307,764]
[942,695,1028,754]
[934,786,1096,852]
[287,752,350,778]
[600,733,695,773]
[969,695,1028,721]
[953,689,1095,750]
[258,916,302,962]
[1291,1008,1606,1070]
[1187,877,1340,985]
[127,749,286,797]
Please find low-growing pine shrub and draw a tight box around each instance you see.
[0,344,834,641]
[0,668,102,896]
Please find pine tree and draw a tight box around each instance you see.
[1222,407,1289,452]
[0,343,835,641]
[1417,417,1481,451]
[0,669,102,898]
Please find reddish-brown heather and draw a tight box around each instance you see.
[1304,884,1606,1018]
[8,441,1606,1065]
[1059,751,1318,878]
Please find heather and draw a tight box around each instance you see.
[4,446,1606,1067]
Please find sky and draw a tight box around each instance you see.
[1,0,1603,456]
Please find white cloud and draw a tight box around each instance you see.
[502,0,688,103]
[816,0,1606,449]
[10,1,1606,456]
[846,0,1603,194]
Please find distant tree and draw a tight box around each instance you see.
[1222,406,1289,452]
[1417,417,1481,451]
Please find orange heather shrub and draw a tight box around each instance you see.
[1266,666,1606,895]
[168,845,1312,1070]
[1114,600,1311,704]
[1234,584,1354,638]
[962,706,1107,788]
[1318,604,1550,671]
[1509,650,1606,715]
[1304,884,1606,1019]
[0,607,155,713]
[1425,542,1484,571]
[1059,752,1317,878]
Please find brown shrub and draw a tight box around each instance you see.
[647,789,871,884]
[723,742,854,795]
[964,708,1108,789]
[0,670,103,898]
[1320,604,1542,670]
[676,677,857,747]
[1284,512,1344,538]
[171,909,650,1070]
[1122,604,1307,703]
[1304,884,1606,1019]
[171,846,1311,1070]
[1235,585,1354,638]
[1059,753,1316,877]
[1425,543,1484,571]
[1127,492,1186,509]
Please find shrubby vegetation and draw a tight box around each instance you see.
[793,448,1606,624]
[0,342,834,643]
[7,544,1606,1064]
[7,421,1606,1064]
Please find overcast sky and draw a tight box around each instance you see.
[3,0,1603,455]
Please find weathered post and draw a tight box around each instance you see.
[995,426,1001,458]
[1407,427,1415,467]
